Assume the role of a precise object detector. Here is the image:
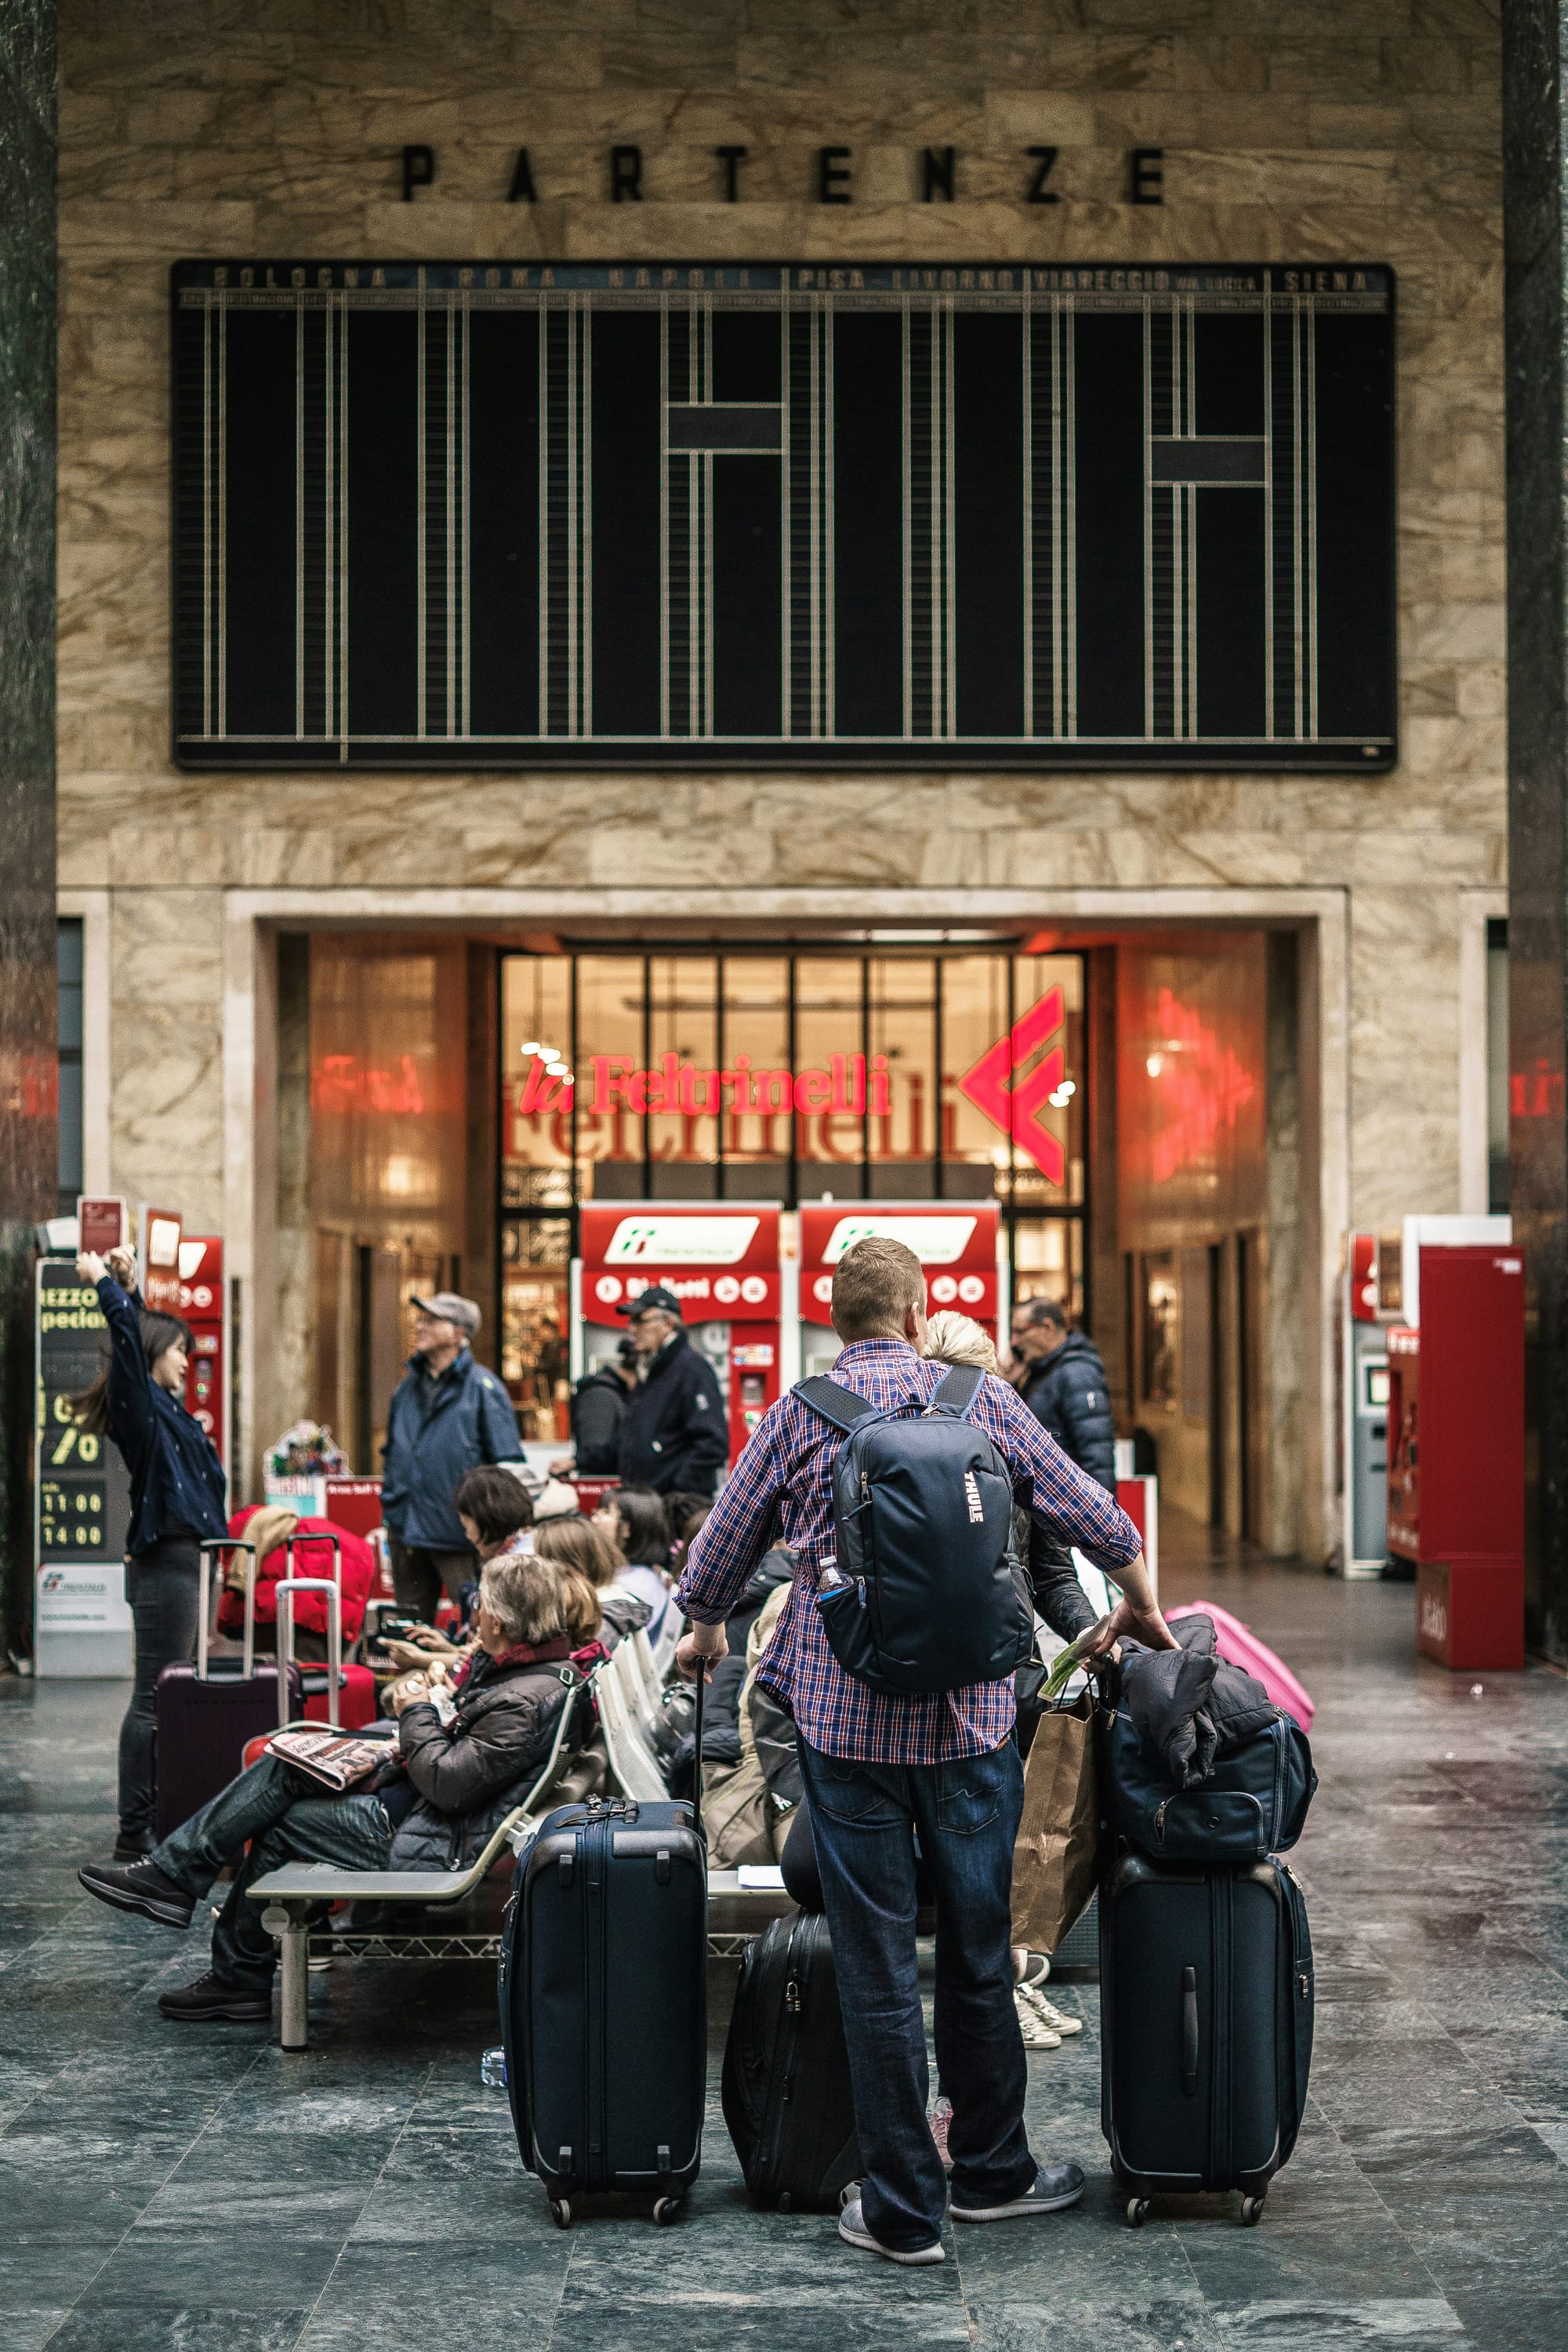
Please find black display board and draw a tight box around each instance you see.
[171,260,1396,772]
[35,1261,130,1566]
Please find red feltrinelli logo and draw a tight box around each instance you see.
[957,986,1067,1183]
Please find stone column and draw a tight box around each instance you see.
[1504,1,1568,1661]
[0,0,57,1659]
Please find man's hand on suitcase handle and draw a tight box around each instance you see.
[674,1623,728,1682]
[1091,1555,1178,1656]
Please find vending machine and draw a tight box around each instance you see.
[572,1204,789,1470]
[1386,1241,1524,1671]
[795,1202,1004,1379]
[176,1236,227,1468]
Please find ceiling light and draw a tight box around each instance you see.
[1146,1054,1163,1077]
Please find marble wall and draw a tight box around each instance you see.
[54,2,1507,1544]
[1,0,56,1650]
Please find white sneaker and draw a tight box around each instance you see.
[838,2196,945,2264]
[1018,1980,1083,2038]
[1014,1987,1062,2048]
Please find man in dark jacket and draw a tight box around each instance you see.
[76,1542,577,2020]
[381,1291,523,1619]
[1011,1297,1116,1494]
[570,1338,637,1473]
[615,1286,728,1497]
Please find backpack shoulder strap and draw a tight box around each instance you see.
[794,1376,883,1436]
[927,1363,986,1421]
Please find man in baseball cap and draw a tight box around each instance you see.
[613,1283,728,1497]
[381,1290,523,1622]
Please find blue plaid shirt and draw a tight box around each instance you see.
[674,1338,1145,1764]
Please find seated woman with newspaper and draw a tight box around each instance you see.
[76,1466,584,2023]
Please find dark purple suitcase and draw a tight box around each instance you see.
[154,1541,302,1840]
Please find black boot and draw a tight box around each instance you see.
[158,1970,271,2024]
[78,1857,195,1929]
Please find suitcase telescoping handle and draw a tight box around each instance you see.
[274,1574,342,1730]
[196,1539,257,1682]
[691,1653,705,1838]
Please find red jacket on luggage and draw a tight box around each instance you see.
[215,1507,375,1643]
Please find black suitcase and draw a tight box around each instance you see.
[154,1541,301,1839]
[721,1910,859,2210]
[503,1793,707,2225]
[1100,1849,1314,2227]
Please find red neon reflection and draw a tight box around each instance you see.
[1147,985,1256,1181]
[956,986,1067,1183]
[310,1053,426,1115]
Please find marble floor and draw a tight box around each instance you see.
[3,1541,1567,2352]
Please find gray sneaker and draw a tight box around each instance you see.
[838,2196,945,2264]
[950,2159,1086,2223]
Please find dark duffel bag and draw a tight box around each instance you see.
[1101,1849,1315,2227]
[721,1911,859,2210]
[1102,1703,1316,1864]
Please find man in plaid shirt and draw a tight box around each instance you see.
[675,1236,1174,2265]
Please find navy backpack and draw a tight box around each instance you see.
[797,1366,1035,1697]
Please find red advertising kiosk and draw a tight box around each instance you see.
[1387,1243,1524,1671]
[797,1203,1004,1380]
[573,1204,786,1472]
[176,1236,227,1468]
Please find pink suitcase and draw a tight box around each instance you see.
[1167,1602,1315,1732]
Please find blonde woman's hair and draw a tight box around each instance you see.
[478,1550,565,1646]
[557,1568,602,1646]
[924,1310,1000,1374]
[534,1514,623,1590]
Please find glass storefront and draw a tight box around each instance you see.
[498,945,1088,1427]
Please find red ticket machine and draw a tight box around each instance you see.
[574,1205,784,1469]
[797,1203,1003,1380]
[1387,1244,1524,1671]
[176,1236,227,1469]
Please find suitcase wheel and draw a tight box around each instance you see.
[1126,2198,1151,2228]
[1240,2195,1265,2227]
[652,2197,682,2227]
[550,2200,572,2230]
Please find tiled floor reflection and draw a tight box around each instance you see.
[2,1546,1566,2350]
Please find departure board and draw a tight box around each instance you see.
[35,1262,129,1566]
[171,260,1396,772]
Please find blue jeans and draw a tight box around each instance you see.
[151,1755,392,1989]
[797,1737,1036,2250]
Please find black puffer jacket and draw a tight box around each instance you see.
[1018,1330,1116,1493]
[383,1645,580,1869]
[1119,1614,1278,1788]
[572,1366,627,1474]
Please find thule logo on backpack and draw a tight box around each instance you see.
[964,1470,985,1524]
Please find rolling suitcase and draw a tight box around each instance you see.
[1100,1849,1314,2227]
[154,1541,302,1839]
[500,1676,708,2227]
[721,1911,859,2209]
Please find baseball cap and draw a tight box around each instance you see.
[615,1284,684,1319]
[410,1290,481,1337]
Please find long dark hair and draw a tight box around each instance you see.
[612,1484,673,1568]
[69,1309,194,1437]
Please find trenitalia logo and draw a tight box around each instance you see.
[956,986,1067,1182]
[604,1216,760,1265]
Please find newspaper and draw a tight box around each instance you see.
[267,1726,390,1791]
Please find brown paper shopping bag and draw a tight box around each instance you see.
[1010,1690,1100,1953]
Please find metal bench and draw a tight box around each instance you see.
[250,1660,793,2048]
